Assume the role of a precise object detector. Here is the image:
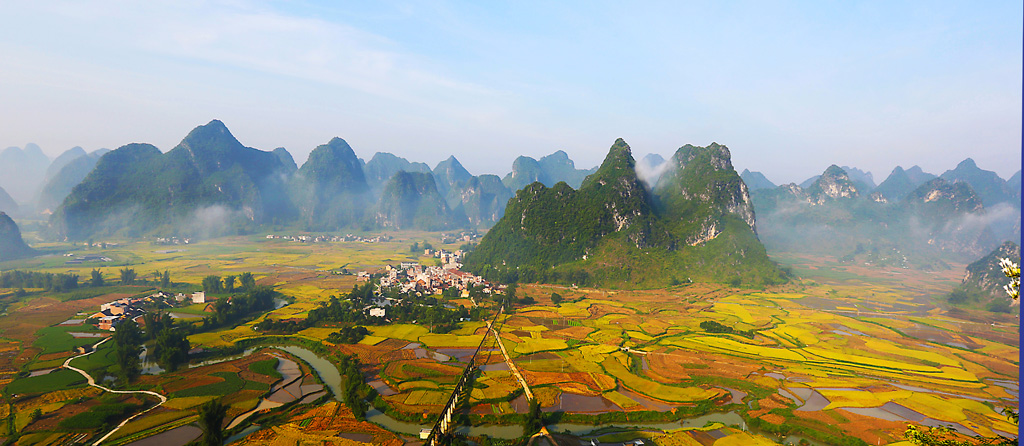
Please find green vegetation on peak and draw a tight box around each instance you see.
[655,142,756,237]
[903,177,985,216]
[374,171,465,230]
[51,121,296,240]
[432,155,473,195]
[447,174,512,228]
[939,158,1012,208]
[296,137,367,193]
[37,149,107,213]
[740,169,776,190]
[874,166,916,202]
[840,165,876,192]
[466,139,785,288]
[364,152,432,194]
[504,151,596,192]
[947,241,1020,312]
[0,186,16,215]
[292,137,369,230]
[502,156,548,192]
[0,143,50,203]
[0,212,35,261]
[272,147,298,173]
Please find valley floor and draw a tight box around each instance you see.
[0,235,1016,445]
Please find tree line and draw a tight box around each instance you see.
[0,270,79,292]
[201,272,256,293]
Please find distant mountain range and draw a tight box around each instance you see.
[0,144,49,204]
[45,120,607,239]
[0,120,1012,276]
[750,161,1019,267]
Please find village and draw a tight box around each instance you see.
[365,247,503,298]
[86,290,212,332]
[264,233,392,243]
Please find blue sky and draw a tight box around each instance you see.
[0,1,1020,184]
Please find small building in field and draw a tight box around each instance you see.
[98,316,119,331]
[191,291,206,304]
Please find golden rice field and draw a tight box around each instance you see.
[0,235,1017,445]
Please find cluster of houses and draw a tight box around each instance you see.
[63,254,113,265]
[372,261,503,297]
[90,295,149,331]
[439,231,480,245]
[264,233,393,243]
[153,237,191,245]
[88,290,208,331]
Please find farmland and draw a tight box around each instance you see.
[0,234,1016,445]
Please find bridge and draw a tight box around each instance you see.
[422,304,557,446]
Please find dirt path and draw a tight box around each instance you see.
[62,337,169,446]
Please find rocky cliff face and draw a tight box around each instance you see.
[806,165,859,204]
[449,174,512,227]
[655,143,757,236]
[962,241,1020,298]
[903,178,995,258]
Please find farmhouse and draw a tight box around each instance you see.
[192,291,206,304]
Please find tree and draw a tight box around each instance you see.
[198,399,228,446]
[112,319,142,384]
[161,270,171,288]
[550,292,563,305]
[525,399,544,434]
[119,267,136,285]
[143,312,172,341]
[202,275,223,293]
[90,269,104,287]
[238,272,255,291]
[410,241,420,252]
[223,275,236,293]
[154,328,190,372]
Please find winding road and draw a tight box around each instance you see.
[62,337,169,446]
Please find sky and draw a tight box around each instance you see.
[0,1,1021,184]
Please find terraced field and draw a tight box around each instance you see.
[0,236,1016,445]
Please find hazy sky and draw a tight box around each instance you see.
[1,1,1020,184]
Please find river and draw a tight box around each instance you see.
[226,344,829,445]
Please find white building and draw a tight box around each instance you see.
[191,291,206,304]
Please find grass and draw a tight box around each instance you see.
[369,324,428,342]
[32,325,106,355]
[58,402,139,429]
[6,369,88,395]
[170,371,245,398]
[69,339,117,380]
[247,358,282,380]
